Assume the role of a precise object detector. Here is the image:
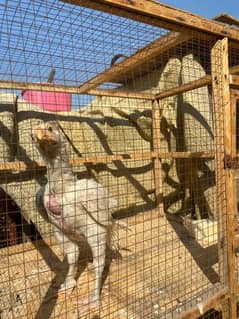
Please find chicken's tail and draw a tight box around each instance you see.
[108,220,134,258]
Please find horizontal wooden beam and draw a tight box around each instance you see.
[0,236,57,257]
[93,88,152,100]
[2,66,239,103]
[230,74,239,87]
[230,64,239,74]
[231,89,239,99]
[0,80,152,100]
[234,230,239,248]
[61,0,239,41]
[0,151,214,172]
[155,64,239,100]
[155,75,211,100]
[176,288,229,319]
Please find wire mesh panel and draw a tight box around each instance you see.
[0,0,238,318]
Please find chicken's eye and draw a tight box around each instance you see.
[48,126,53,132]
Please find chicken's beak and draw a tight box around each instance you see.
[33,128,52,143]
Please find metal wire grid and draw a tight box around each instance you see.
[0,0,165,85]
[0,0,233,318]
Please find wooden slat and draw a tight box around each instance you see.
[215,13,239,29]
[89,88,152,99]
[152,100,163,216]
[155,64,239,100]
[223,43,238,319]
[0,151,215,172]
[0,80,152,100]
[1,69,237,103]
[176,288,229,319]
[235,234,239,248]
[1,68,239,104]
[231,89,239,99]
[230,74,239,87]
[211,37,237,319]
[61,0,239,41]
[230,91,239,240]
[230,64,239,74]
[0,237,57,257]
[224,158,237,318]
[156,64,239,100]
[155,75,211,100]
[230,93,237,159]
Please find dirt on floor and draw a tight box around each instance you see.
[0,209,222,319]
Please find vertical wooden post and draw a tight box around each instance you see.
[230,91,237,159]
[211,37,237,318]
[152,99,164,216]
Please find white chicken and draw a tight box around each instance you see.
[32,121,120,308]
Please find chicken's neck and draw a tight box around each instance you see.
[45,147,75,194]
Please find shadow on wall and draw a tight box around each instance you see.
[160,112,215,220]
[0,52,216,240]
[0,99,215,230]
[159,53,215,220]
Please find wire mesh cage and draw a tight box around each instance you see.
[0,0,239,318]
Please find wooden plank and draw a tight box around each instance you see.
[155,75,211,100]
[230,74,239,87]
[230,89,239,98]
[176,288,229,319]
[234,234,239,248]
[230,93,237,159]
[222,47,238,319]
[152,100,163,216]
[1,68,239,104]
[0,151,215,172]
[211,37,237,318]
[156,65,239,100]
[77,32,191,92]
[223,172,237,318]
[0,80,152,100]
[230,64,239,74]
[0,236,57,257]
[89,88,152,100]
[215,13,239,29]
[154,65,239,101]
[61,0,239,41]
[230,91,239,239]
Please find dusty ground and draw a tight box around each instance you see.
[0,209,222,319]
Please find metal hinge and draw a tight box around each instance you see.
[224,154,239,169]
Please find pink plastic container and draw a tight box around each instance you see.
[22,84,71,112]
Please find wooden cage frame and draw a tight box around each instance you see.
[2,0,239,318]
